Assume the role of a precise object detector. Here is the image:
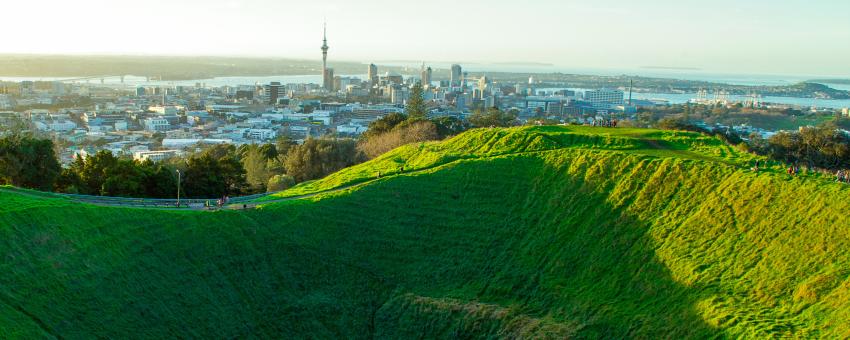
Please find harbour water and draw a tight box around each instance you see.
[2,69,849,109]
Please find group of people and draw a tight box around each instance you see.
[787,165,801,176]
[590,119,618,128]
[376,166,406,179]
[760,160,850,182]
[751,159,801,177]
[836,170,849,183]
[203,195,230,209]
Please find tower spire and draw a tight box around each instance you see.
[321,21,330,91]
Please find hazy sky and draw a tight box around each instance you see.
[5,0,850,76]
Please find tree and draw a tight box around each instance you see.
[761,124,850,170]
[275,136,296,158]
[0,134,61,191]
[431,116,470,138]
[362,113,408,139]
[405,83,427,120]
[267,174,295,192]
[285,138,362,182]
[357,121,439,159]
[55,157,85,194]
[243,146,273,192]
[78,150,119,195]
[468,107,517,128]
[140,162,177,198]
[102,159,146,197]
[182,145,247,198]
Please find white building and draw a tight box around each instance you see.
[336,123,367,135]
[842,108,849,117]
[247,128,277,140]
[144,118,171,132]
[134,150,181,162]
[225,112,252,120]
[129,145,150,154]
[34,120,77,132]
[584,89,624,109]
[148,106,180,115]
[245,118,272,128]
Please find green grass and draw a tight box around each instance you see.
[261,126,757,200]
[1,126,848,338]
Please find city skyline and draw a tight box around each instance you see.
[3,0,850,76]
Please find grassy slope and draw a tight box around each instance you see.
[1,126,848,338]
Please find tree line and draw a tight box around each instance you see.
[657,117,850,171]
[0,134,366,199]
[0,86,522,197]
[749,123,850,170]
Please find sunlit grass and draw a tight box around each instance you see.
[0,126,847,338]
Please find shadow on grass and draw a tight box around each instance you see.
[266,155,723,338]
[0,153,722,338]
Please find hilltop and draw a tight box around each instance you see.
[1,126,849,338]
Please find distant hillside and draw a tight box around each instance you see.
[1,126,849,338]
[0,55,416,80]
[811,79,850,85]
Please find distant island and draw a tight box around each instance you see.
[641,66,702,71]
[810,79,850,85]
[492,61,555,67]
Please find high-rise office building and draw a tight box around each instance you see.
[421,65,433,87]
[450,64,462,87]
[263,82,283,104]
[384,71,403,85]
[478,75,490,92]
[368,64,378,85]
[325,68,335,91]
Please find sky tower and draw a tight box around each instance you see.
[321,22,330,91]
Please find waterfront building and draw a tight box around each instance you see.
[584,89,624,109]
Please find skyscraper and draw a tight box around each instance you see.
[326,68,335,91]
[368,64,378,86]
[421,64,433,87]
[478,75,490,92]
[264,82,283,105]
[321,22,331,91]
[450,64,462,87]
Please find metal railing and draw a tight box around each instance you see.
[2,187,277,209]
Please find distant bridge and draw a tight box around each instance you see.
[58,75,166,84]
[58,75,125,83]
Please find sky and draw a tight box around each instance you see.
[4,0,850,77]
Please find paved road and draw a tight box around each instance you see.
[0,179,373,212]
